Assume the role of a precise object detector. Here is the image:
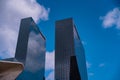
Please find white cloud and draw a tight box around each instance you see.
[99,63,105,67]
[100,8,120,29]
[88,72,94,76]
[45,51,54,80]
[86,61,91,69]
[0,0,49,58]
[46,70,54,80]
[45,51,55,70]
[82,41,87,45]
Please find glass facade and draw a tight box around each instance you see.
[55,19,74,80]
[4,17,46,80]
[55,18,88,80]
[70,56,81,80]
[73,26,88,80]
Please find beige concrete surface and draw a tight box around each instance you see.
[0,61,24,80]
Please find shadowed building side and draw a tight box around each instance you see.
[15,18,31,64]
[73,24,88,80]
[70,56,81,80]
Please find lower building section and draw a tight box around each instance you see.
[70,56,81,80]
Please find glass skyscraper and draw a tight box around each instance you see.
[16,17,46,80]
[55,18,88,80]
[3,17,46,80]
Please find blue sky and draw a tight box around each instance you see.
[36,0,120,80]
[0,0,120,80]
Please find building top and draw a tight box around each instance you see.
[21,17,46,40]
[56,18,81,40]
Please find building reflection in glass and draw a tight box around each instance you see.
[16,17,45,80]
[3,17,46,80]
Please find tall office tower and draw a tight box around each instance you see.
[3,17,46,80]
[55,18,88,80]
[15,17,46,80]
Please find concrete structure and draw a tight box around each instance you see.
[0,61,23,80]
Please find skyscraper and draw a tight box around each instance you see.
[55,18,88,80]
[3,17,46,80]
[16,17,46,80]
